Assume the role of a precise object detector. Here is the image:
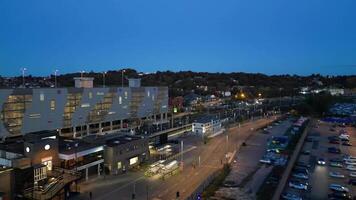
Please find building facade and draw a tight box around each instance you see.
[0,85,168,139]
[192,116,222,137]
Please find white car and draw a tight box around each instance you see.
[346,165,356,171]
[259,158,272,164]
[329,171,345,178]
[289,181,308,190]
[345,160,356,165]
[292,173,308,180]
[350,172,356,177]
[329,184,349,192]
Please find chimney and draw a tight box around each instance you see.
[74,77,94,88]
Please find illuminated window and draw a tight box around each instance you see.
[89,92,93,99]
[50,100,56,111]
[124,91,128,99]
[129,157,138,165]
[119,96,122,104]
[152,95,155,101]
[117,162,122,169]
[147,91,150,97]
[40,93,45,101]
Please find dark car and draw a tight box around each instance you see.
[342,142,352,146]
[301,150,311,155]
[296,161,311,168]
[341,138,350,142]
[328,192,352,199]
[328,147,341,154]
[328,136,338,140]
[348,179,356,185]
[329,139,340,144]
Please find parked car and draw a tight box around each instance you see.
[342,142,352,146]
[350,172,356,178]
[348,179,356,185]
[281,193,303,200]
[289,180,308,190]
[317,158,326,165]
[328,192,352,200]
[301,150,310,155]
[328,147,341,154]
[346,165,356,171]
[345,160,356,165]
[293,168,309,175]
[329,171,345,178]
[292,173,308,180]
[329,184,349,192]
[329,140,340,144]
[296,161,311,168]
[330,162,343,168]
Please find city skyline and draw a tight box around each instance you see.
[1,0,356,76]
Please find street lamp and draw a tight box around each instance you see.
[54,69,59,88]
[21,67,27,87]
[79,70,85,78]
[102,71,107,88]
[121,69,126,88]
[240,93,245,99]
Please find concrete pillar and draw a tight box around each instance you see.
[120,120,123,129]
[85,168,88,181]
[160,113,163,121]
[154,114,157,122]
[110,121,113,131]
[97,164,100,176]
[86,124,90,135]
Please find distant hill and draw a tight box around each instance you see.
[1,69,355,98]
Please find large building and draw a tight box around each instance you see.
[0,78,169,139]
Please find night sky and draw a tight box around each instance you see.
[1,0,356,76]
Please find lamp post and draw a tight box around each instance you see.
[121,69,126,88]
[80,70,85,78]
[102,71,107,88]
[21,67,27,87]
[54,69,59,88]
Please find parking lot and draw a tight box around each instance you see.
[282,120,356,200]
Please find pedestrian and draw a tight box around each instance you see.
[89,191,92,200]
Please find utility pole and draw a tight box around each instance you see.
[102,71,107,88]
[180,140,184,170]
[121,69,126,88]
[21,67,27,87]
[54,69,59,88]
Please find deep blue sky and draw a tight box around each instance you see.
[1,0,356,76]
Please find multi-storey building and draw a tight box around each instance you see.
[0,78,169,139]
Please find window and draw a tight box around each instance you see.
[129,157,138,165]
[34,166,47,182]
[117,162,122,169]
[124,91,128,99]
[147,90,150,97]
[29,114,41,118]
[50,100,56,111]
[152,95,155,101]
[42,157,52,171]
[40,93,45,101]
[119,96,122,104]
[89,92,93,99]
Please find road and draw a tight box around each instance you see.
[73,116,278,200]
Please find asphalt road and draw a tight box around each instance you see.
[73,116,278,200]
